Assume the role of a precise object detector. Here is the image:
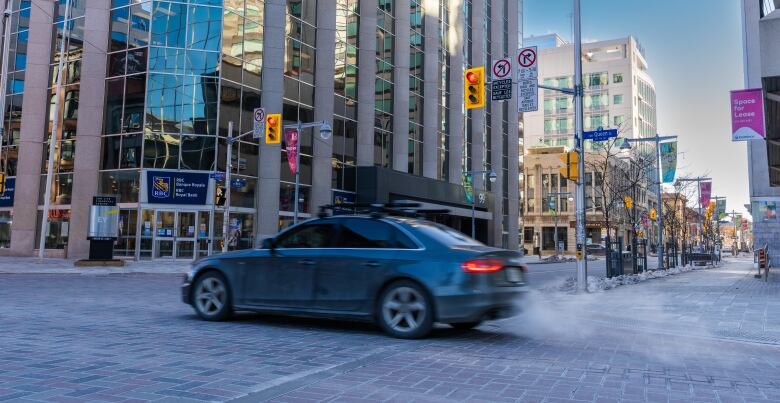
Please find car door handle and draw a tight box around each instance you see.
[298,259,316,266]
[363,261,381,268]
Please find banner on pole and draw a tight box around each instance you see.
[284,128,299,174]
[716,199,726,220]
[699,181,712,207]
[660,141,677,183]
[462,173,473,204]
[730,88,765,141]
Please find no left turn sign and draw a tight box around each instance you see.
[492,58,511,80]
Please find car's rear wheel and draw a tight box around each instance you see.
[449,321,482,330]
[378,281,433,339]
[193,272,232,321]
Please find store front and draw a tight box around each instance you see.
[109,169,256,260]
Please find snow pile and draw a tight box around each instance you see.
[555,264,712,293]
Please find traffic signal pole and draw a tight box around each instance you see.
[573,0,587,291]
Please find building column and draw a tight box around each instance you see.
[447,0,464,183]
[507,0,521,250]
[67,0,109,259]
[7,0,53,256]
[489,0,505,247]
[257,0,286,240]
[469,0,485,190]
[421,0,440,179]
[356,0,378,166]
[392,0,411,172]
[310,4,336,210]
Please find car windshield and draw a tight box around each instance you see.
[410,221,483,247]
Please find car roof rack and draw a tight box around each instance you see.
[318,202,450,219]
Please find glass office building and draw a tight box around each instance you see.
[0,0,521,260]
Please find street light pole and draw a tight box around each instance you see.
[39,0,71,259]
[573,0,587,291]
[620,134,677,270]
[0,0,12,170]
[222,122,233,253]
[282,121,332,225]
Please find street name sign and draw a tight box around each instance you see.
[209,172,226,181]
[583,127,618,141]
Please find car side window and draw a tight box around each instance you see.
[338,219,417,249]
[275,224,336,248]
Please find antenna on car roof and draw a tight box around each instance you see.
[317,202,448,219]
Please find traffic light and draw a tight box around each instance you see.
[624,195,633,210]
[464,66,485,109]
[559,150,579,181]
[649,208,657,221]
[265,113,281,144]
[0,172,5,194]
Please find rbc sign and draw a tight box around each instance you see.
[146,171,209,205]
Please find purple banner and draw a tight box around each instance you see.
[731,88,765,141]
[699,181,712,207]
[284,128,299,174]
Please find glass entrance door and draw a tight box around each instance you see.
[153,210,202,260]
[154,211,175,258]
[176,212,196,259]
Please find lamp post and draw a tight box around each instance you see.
[548,192,573,257]
[619,134,677,270]
[282,121,332,225]
[675,176,711,249]
[463,169,497,239]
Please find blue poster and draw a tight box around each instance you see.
[0,178,15,207]
[332,191,356,215]
[660,142,677,183]
[146,171,209,205]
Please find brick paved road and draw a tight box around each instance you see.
[1,258,779,402]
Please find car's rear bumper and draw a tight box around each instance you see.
[434,288,525,323]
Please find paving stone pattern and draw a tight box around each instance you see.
[0,258,779,402]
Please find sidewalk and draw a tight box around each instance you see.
[0,257,192,275]
[534,256,780,346]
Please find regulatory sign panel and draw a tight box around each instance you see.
[252,107,265,139]
[491,79,512,101]
[491,58,511,80]
[517,46,538,80]
[518,78,538,112]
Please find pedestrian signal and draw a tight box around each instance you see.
[0,172,5,194]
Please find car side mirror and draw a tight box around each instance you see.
[261,238,276,252]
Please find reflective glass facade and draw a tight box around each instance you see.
[0,0,521,258]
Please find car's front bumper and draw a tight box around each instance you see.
[181,278,192,305]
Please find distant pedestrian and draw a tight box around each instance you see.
[533,232,541,258]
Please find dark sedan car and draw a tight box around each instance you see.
[182,215,527,339]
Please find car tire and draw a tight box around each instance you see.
[449,321,482,330]
[377,280,434,339]
[192,271,233,321]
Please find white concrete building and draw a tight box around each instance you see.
[742,0,780,262]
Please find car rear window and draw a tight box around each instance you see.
[410,222,483,247]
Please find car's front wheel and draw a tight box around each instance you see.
[192,271,232,321]
[377,281,433,339]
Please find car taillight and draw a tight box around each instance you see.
[462,258,504,273]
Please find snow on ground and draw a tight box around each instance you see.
[553,262,719,293]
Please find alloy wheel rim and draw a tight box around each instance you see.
[195,277,226,315]
[382,286,426,333]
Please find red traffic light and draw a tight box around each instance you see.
[466,71,479,84]
[267,116,277,125]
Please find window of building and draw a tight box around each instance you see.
[613,73,623,83]
[614,115,625,126]
[614,94,623,105]
[523,227,534,244]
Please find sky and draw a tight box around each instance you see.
[523,0,749,216]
